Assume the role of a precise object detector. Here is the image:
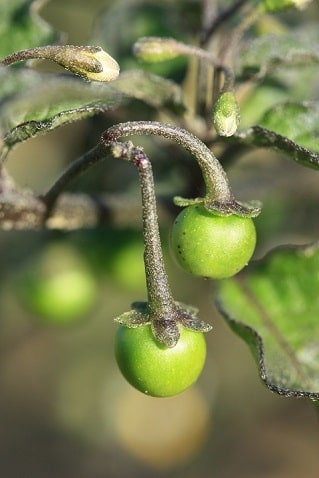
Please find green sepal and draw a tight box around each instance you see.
[114,300,212,348]
[173,196,205,208]
[203,199,262,218]
[174,196,262,218]
[114,302,150,328]
[151,318,180,348]
[175,302,213,333]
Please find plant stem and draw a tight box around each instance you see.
[111,142,176,318]
[42,142,107,215]
[200,0,248,46]
[176,42,235,93]
[139,154,176,315]
[103,121,233,204]
[219,6,261,67]
[0,46,54,65]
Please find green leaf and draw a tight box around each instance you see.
[239,82,288,129]
[236,101,319,170]
[237,26,319,79]
[0,68,122,155]
[236,125,319,170]
[216,243,319,399]
[0,0,58,57]
[112,70,186,115]
[259,101,319,153]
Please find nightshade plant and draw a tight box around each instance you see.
[0,0,318,400]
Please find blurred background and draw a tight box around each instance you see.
[1,0,319,477]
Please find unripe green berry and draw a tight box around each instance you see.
[171,205,256,280]
[115,323,207,397]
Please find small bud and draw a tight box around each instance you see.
[260,0,313,13]
[213,91,240,137]
[53,46,120,82]
[133,37,181,62]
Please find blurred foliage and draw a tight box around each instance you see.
[0,0,57,56]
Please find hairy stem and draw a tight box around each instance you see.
[200,0,248,46]
[140,155,176,315]
[111,142,176,317]
[42,142,107,214]
[103,121,233,203]
[176,43,235,92]
[0,46,56,65]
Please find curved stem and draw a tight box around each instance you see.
[176,43,235,93]
[43,121,257,223]
[103,121,233,203]
[134,37,235,93]
[219,7,260,66]
[173,41,237,129]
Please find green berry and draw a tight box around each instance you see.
[115,324,207,397]
[171,205,256,279]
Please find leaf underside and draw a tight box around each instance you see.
[236,124,319,170]
[235,24,319,170]
[112,70,186,114]
[0,68,122,154]
[238,101,319,169]
[216,243,319,400]
[236,100,319,170]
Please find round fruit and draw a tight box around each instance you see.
[17,243,97,324]
[115,324,207,397]
[171,205,256,279]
